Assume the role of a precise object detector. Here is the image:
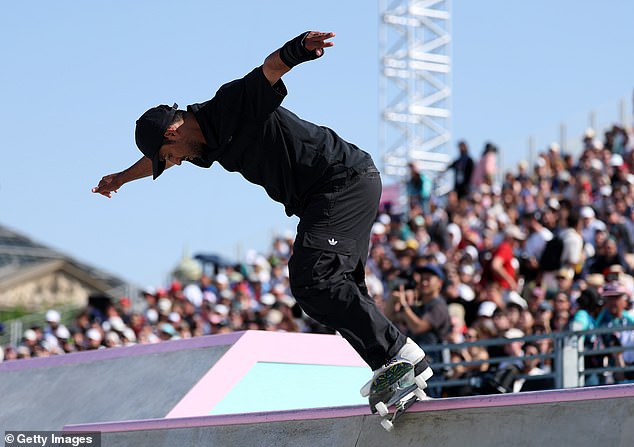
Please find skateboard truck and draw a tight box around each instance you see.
[378,388,428,432]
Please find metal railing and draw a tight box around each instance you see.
[421,325,634,396]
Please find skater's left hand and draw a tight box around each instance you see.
[303,31,335,57]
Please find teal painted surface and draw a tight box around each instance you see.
[210,362,370,415]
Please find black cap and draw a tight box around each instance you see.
[135,103,178,179]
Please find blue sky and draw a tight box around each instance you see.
[1,1,632,288]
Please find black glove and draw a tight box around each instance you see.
[279,32,322,68]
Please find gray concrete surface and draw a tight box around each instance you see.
[0,345,229,431]
[5,330,634,446]
[100,395,634,447]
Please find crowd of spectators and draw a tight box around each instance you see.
[3,123,634,395]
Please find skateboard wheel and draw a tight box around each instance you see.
[420,366,434,381]
[375,401,389,417]
[414,375,428,390]
[414,388,427,400]
[381,419,394,432]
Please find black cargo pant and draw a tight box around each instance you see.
[289,164,406,370]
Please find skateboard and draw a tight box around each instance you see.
[368,362,429,431]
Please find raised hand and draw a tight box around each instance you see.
[303,31,335,57]
[92,173,123,198]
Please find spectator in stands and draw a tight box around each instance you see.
[580,206,607,247]
[386,264,450,365]
[596,282,634,382]
[520,211,553,283]
[588,237,631,276]
[157,323,179,341]
[552,309,571,332]
[20,329,38,357]
[553,291,572,315]
[13,346,28,359]
[503,294,525,326]
[525,287,544,315]
[43,309,66,354]
[406,161,432,214]
[104,331,122,348]
[451,263,478,324]
[559,210,584,274]
[85,328,103,350]
[515,160,529,182]
[540,201,560,233]
[553,267,575,296]
[446,140,474,199]
[481,225,526,292]
[607,205,634,255]
[516,342,551,392]
[492,328,525,393]
[55,326,74,353]
[530,324,553,373]
[471,142,498,191]
[446,327,490,396]
[44,310,62,335]
[518,308,535,335]
[571,287,605,386]
[535,301,554,332]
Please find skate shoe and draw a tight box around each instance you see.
[360,338,433,397]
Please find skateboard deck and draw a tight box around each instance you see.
[369,360,415,395]
[368,363,429,431]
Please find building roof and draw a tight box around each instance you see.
[0,223,129,294]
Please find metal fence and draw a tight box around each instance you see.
[421,325,634,397]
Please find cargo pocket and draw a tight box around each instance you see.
[289,231,357,289]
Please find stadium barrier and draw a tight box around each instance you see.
[422,325,634,396]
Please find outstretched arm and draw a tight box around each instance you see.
[93,32,334,198]
[92,156,173,198]
[262,31,335,85]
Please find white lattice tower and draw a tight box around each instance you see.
[380,0,452,178]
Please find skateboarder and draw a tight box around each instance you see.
[92,31,432,397]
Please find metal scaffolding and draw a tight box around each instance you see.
[380,0,452,178]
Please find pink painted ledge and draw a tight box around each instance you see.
[64,383,634,433]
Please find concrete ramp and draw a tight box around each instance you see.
[65,384,634,447]
[0,333,238,430]
[0,331,367,430]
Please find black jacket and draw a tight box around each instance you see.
[187,66,373,216]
